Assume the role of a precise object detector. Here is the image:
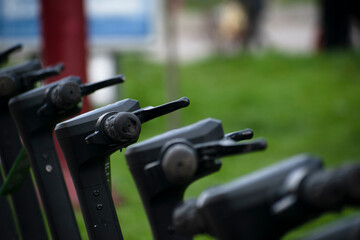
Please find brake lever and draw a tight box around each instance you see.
[21,63,64,87]
[80,74,125,96]
[133,97,190,124]
[225,128,254,141]
[195,138,267,160]
[0,44,22,65]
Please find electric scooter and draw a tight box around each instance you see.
[173,155,360,240]
[125,118,267,240]
[55,97,189,240]
[9,74,124,239]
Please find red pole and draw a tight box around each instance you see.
[40,0,89,99]
[40,0,89,206]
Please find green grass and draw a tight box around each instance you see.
[77,50,360,239]
[184,0,222,11]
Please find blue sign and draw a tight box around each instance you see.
[0,0,157,49]
[0,0,40,46]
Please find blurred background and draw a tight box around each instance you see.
[1,0,360,239]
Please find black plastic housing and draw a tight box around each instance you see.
[0,190,17,239]
[0,60,51,239]
[9,76,82,240]
[0,110,48,239]
[55,99,140,240]
[173,154,324,240]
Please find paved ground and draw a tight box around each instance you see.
[262,3,317,53]
[146,3,318,63]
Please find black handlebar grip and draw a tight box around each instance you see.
[341,164,360,202]
[0,74,16,97]
[300,163,360,209]
[161,140,198,184]
[50,81,82,109]
[103,112,142,142]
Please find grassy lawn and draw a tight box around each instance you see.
[76,50,360,239]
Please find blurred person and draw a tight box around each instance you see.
[319,0,360,49]
[212,0,264,52]
[218,1,248,42]
[237,0,264,48]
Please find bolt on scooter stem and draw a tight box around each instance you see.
[0,61,64,239]
[8,75,124,240]
[124,118,266,240]
[299,163,360,209]
[54,97,189,240]
[0,44,22,65]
